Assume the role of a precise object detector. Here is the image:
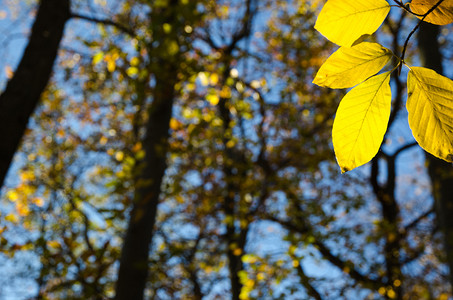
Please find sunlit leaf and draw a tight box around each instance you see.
[209,73,219,85]
[47,240,61,249]
[313,42,393,89]
[5,213,19,223]
[410,0,453,25]
[333,71,392,172]
[130,56,140,66]
[126,67,139,77]
[206,93,219,105]
[92,51,104,65]
[407,67,453,162]
[314,0,390,47]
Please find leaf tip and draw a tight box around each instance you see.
[312,77,323,87]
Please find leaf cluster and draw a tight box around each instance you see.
[313,0,453,172]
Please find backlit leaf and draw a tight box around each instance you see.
[313,42,393,89]
[407,67,453,162]
[92,51,104,65]
[410,0,453,25]
[314,0,390,47]
[333,71,392,172]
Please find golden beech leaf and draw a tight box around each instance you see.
[314,0,390,47]
[313,42,393,89]
[333,71,392,172]
[410,0,453,25]
[407,67,453,162]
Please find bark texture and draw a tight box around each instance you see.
[0,0,70,187]
[417,22,453,290]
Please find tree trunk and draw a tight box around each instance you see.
[417,21,453,290]
[0,0,70,187]
[114,68,176,300]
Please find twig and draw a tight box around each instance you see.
[70,13,136,37]
[400,0,446,63]
[392,0,425,17]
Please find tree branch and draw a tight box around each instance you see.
[70,13,136,37]
[266,215,383,289]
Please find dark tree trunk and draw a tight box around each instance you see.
[371,157,403,299]
[0,0,70,187]
[114,68,176,300]
[417,22,453,290]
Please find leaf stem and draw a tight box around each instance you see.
[400,0,445,66]
[392,0,425,16]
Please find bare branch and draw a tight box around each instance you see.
[70,13,136,37]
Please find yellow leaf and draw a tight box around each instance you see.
[387,289,396,299]
[410,0,453,25]
[115,151,124,162]
[99,136,108,145]
[186,83,196,91]
[315,0,390,47]
[233,248,242,256]
[92,51,104,65]
[47,240,61,249]
[163,23,172,33]
[407,67,453,162]
[126,67,139,77]
[6,190,18,201]
[166,40,179,56]
[206,94,219,105]
[16,202,30,216]
[209,73,219,85]
[32,197,44,207]
[333,72,392,172]
[130,56,140,66]
[169,118,181,130]
[242,254,257,264]
[313,42,393,89]
[220,86,231,98]
[108,61,116,72]
[5,213,18,223]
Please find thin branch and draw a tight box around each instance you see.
[293,258,323,300]
[404,207,434,233]
[226,0,257,53]
[70,13,136,37]
[392,142,418,158]
[266,215,383,288]
[385,11,406,127]
[392,0,425,17]
[401,0,446,62]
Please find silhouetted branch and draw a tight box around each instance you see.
[70,13,136,37]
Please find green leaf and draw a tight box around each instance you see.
[410,0,453,25]
[333,71,392,172]
[314,0,390,47]
[407,67,453,162]
[313,42,393,89]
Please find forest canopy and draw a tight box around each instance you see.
[0,0,452,299]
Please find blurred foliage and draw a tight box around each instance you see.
[0,0,451,299]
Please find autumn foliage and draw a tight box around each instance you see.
[314,0,453,172]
